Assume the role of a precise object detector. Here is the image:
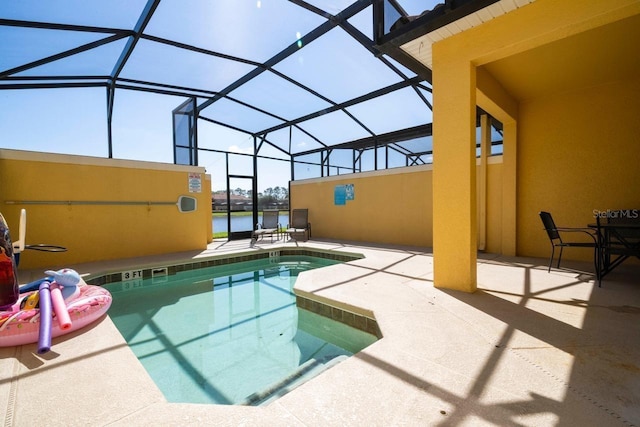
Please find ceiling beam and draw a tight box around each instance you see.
[197,0,372,112]
[0,34,129,78]
[111,0,161,79]
[0,18,132,35]
[295,123,433,156]
[257,75,422,136]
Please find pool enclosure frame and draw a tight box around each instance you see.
[0,0,504,239]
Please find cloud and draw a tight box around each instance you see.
[228,144,254,154]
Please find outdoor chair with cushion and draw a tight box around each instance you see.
[286,209,311,242]
[539,211,598,273]
[252,210,280,244]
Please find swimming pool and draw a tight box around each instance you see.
[104,255,378,405]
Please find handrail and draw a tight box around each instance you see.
[5,195,198,213]
[4,200,178,206]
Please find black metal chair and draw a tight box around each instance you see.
[539,211,598,273]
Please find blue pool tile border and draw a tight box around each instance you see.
[89,248,362,286]
[296,295,382,338]
[87,248,379,337]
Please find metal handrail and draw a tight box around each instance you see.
[5,200,178,206]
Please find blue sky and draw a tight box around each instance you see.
[0,1,442,192]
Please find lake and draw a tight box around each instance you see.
[213,212,289,233]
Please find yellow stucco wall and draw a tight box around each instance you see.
[0,149,212,270]
[426,0,640,290]
[290,165,433,247]
[485,159,504,254]
[290,159,504,252]
[518,76,640,260]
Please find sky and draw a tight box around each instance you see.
[0,1,454,193]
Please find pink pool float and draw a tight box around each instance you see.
[0,268,112,351]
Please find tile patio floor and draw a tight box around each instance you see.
[2,238,638,426]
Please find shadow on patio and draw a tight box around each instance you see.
[432,258,640,426]
[289,241,639,425]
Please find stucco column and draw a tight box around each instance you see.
[500,120,517,256]
[432,55,477,292]
[478,114,491,251]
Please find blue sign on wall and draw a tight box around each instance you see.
[334,185,346,205]
[345,184,354,200]
[335,184,354,205]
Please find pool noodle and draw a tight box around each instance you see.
[50,283,72,330]
[37,282,52,354]
[19,277,52,294]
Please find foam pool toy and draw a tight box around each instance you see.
[0,272,112,349]
[45,268,81,331]
[37,282,52,354]
[43,268,81,299]
[49,282,72,330]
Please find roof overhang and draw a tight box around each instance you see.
[374,0,536,78]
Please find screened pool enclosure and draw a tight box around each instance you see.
[0,0,503,237]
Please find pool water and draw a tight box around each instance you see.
[104,256,377,405]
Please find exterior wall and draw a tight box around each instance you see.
[290,159,504,251]
[485,159,504,254]
[427,0,640,290]
[290,165,434,247]
[290,73,640,265]
[0,149,212,270]
[518,76,640,260]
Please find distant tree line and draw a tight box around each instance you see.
[256,186,288,208]
[212,186,289,210]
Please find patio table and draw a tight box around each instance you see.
[589,219,640,286]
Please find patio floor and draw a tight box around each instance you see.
[2,238,639,426]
